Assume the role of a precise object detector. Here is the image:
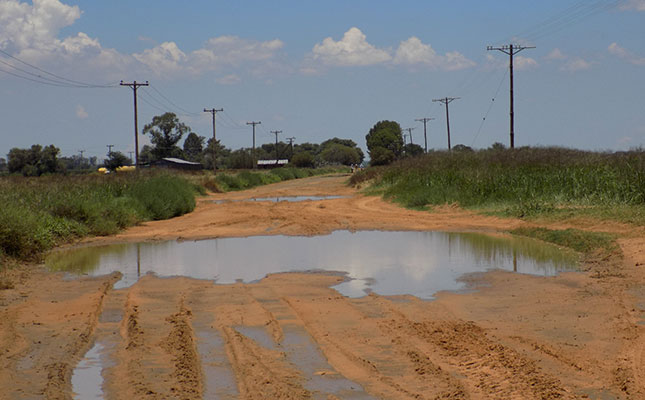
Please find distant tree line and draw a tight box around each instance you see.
[3,112,366,176]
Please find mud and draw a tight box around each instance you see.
[1,174,644,399]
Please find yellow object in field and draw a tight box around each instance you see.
[116,166,136,172]
[98,167,108,174]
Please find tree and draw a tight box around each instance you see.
[142,112,190,160]
[369,146,396,166]
[365,121,403,166]
[7,144,64,176]
[203,138,229,170]
[104,151,131,171]
[320,138,365,165]
[183,132,205,162]
[290,152,315,168]
[403,143,424,157]
[0,157,6,172]
[138,145,154,165]
[452,144,474,153]
[229,149,254,169]
[320,143,362,166]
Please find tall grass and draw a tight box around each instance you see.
[351,147,645,220]
[0,172,198,261]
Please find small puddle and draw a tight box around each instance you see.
[47,231,579,298]
[213,195,346,204]
[71,341,111,399]
[194,316,239,398]
[235,325,375,399]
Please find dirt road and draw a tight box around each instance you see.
[1,174,644,399]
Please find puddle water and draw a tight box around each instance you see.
[235,325,375,399]
[213,195,346,204]
[47,231,579,299]
[71,341,110,399]
[194,316,239,399]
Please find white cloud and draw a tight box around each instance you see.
[514,56,538,70]
[619,0,645,11]
[608,42,645,66]
[133,41,187,76]
[312,27,391,66]
[216,74,241,85]
[561,57,592,72]
[75,104,88,119]
[393,37,474,70]
[545,48,566,60]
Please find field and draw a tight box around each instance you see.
[0,164,644,399]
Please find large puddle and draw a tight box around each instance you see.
[47,231,579,299]
[213,195,347,204]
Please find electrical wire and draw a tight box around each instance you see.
[0,48,118,88]
[471,68,508,147]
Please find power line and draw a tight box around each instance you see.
[486,44,535,149]
[432,97,460,151]
[471,68,508,147]
[0,48,118,88]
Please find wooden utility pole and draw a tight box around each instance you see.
[432,97,460,150]
[120,80,149,167]
[246,121,261,169]
[204,108,223,173]
[286,137,295,159]
[403,127,416,145]
[486,44,535,149]
[270,130,282,165]
[106,144,114,156]
[415,117,435,153]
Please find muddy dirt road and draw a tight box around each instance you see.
[1,174,645,399]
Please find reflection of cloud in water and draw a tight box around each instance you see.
[46,231,579,298]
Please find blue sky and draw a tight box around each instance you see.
[1,0,644,161]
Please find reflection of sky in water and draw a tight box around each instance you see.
[47,231,579,299]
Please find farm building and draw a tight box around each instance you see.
[153,157,202,171]
[257,159,289,169]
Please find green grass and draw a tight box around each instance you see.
[351,147,645,224]
[510,227,618,255]
[0,172,198,262]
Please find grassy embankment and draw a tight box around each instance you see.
[0,166,347,267]
[352,147,644,254]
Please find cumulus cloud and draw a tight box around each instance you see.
[0,0,286,81]
[561,58,592,72]
[393,37,474,70]
[619,0,645,11]
[75,104,88,119]
[608,42,645,66]
[545,48,566,60]
[312,27,391,66]
[134,42,187,76]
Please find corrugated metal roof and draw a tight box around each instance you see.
[161,157,202,165]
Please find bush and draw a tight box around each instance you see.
[0,172,198,260]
